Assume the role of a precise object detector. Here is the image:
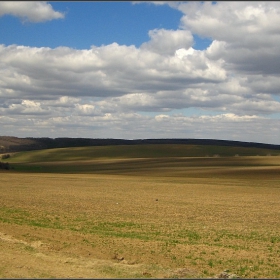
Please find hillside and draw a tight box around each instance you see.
[3,143,280,174]
[1,136,280,153]
[7,144,280,162]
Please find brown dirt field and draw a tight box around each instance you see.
[0,158,280,278]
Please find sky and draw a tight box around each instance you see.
[0,1,280,145]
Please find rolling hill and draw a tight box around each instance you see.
[1,136,280,153]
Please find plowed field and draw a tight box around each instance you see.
[1,155,280,278]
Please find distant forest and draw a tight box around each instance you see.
[0,136,280,153]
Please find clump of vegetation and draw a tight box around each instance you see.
[0,161,10,170]
[1,154,10,160]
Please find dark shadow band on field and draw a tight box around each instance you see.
[10,156,280,180]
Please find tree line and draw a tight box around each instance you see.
[2,137,280,153]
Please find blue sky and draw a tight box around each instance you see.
[0,1,280,144]
[1,2,211,49]
[1,2,179,48]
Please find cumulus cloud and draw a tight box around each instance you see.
[0,42,227,100]
[178,2,280,43]
[0,1,64,22]
[0,99,49,115]
[140,29,193,55]
[179,1,280,76]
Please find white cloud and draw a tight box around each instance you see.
[140,29,193,55]
[175,47,195,58]
[75,104,99,116]
[205,40,226,60]
[178,1,280,76]
[0,42,226,101]
[1,99,49,115]
[155,114,170,121]
[178,2,280,43]
[0,1,64,22]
